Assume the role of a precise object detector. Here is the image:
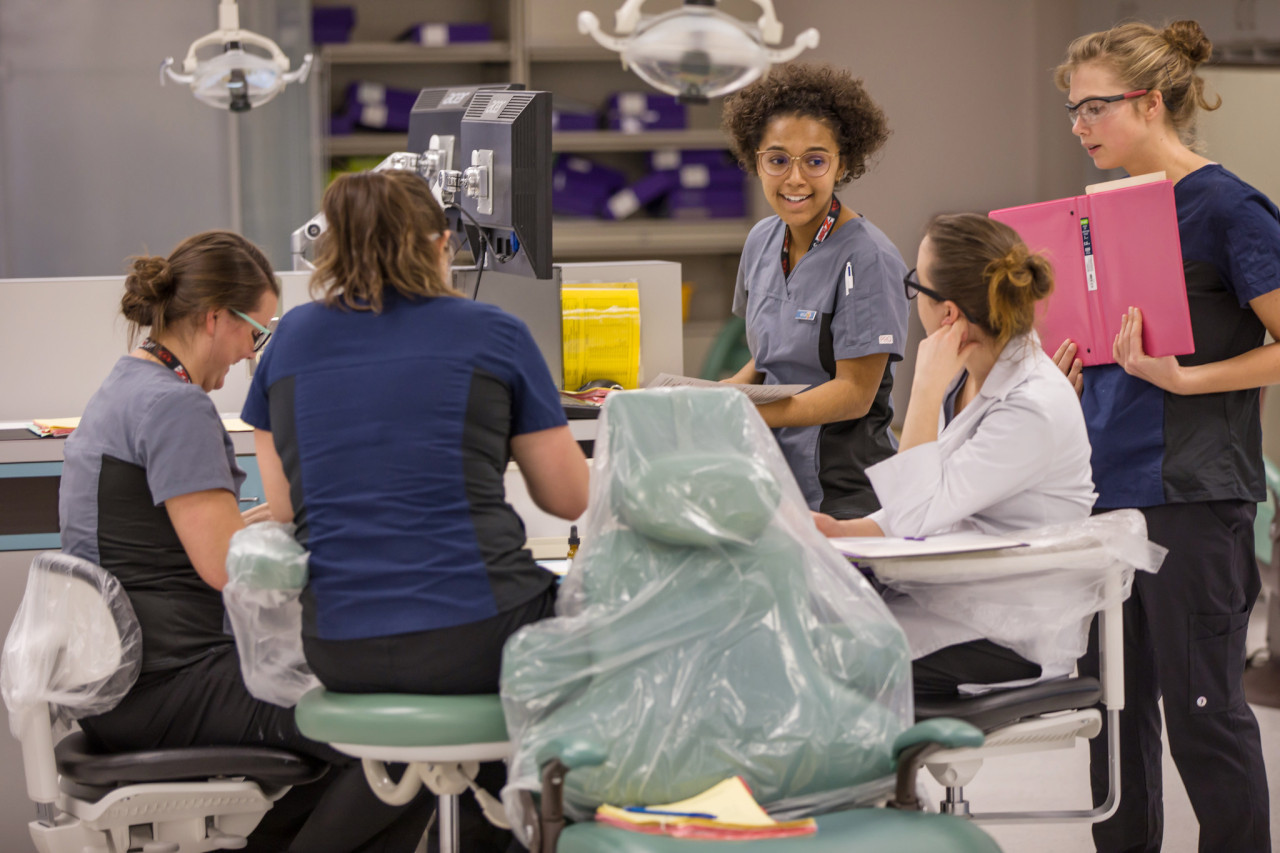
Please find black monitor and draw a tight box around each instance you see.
[405,84,524,246]
[458,90,553,280]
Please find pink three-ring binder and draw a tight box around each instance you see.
[989,178,1194,367]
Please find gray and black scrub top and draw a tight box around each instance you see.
[733,213,909,517]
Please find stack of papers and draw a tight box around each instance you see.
[595,777,817,840]
[28,417,80,437]
[646,373,808,405]
[830,532,1028,559]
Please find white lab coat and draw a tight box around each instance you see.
[866,333,1097,665]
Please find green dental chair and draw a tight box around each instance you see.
[501,387,1002,853]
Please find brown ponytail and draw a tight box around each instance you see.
[924,214,1053,349]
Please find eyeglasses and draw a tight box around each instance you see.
[231,309,276,352]
[1064,89,1148,126]
[903,268,948,304]
[755,150,834,179]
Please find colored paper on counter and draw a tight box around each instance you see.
[562,286,641,391]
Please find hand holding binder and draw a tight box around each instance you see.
[990,176,1194,367]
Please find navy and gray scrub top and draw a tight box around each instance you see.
[733,213,910,516]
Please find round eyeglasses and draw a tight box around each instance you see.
[755,150,834,179]
[1065,89,1148,127]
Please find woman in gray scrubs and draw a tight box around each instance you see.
[721,63,909,517]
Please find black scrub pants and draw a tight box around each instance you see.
[304,585,560,853]
[80,645,433,853]
[1079,500,1271,853]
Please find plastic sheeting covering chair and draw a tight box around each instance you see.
[500,386,1002,853]
[0,552,325,853]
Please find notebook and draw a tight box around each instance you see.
[989,174,1194,367]
[595,777,817,840]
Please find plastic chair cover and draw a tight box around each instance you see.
[501,387,913,840]
[1,552,141,737]
[224,522,320,708]
[870,509,1166,685]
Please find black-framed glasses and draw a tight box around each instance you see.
[903,268,948,303]
[231,309,276,353]
[1064,89,1148,126]
[755,150,834,179]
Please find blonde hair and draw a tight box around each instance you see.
[924,214,1053,349]
[121,230,277,346]
[311,171,458,313]
[1054,19,1221,148]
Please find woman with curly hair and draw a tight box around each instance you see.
[721,63,909,517]
[1053,19,1274,852]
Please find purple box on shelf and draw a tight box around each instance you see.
[553,110,599,131]
[552,156,627,217]
[603,170,682,220]
[666,187,748,219]
[398,22,492,45]
[312,6,355,44]
[329,110,357,136]
[343,82,419,132]
[649,148,735,172]
[606,92,682,114]
[675,163,745,190]
[605,90,687,133]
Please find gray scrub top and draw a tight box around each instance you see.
[732,213,909,515]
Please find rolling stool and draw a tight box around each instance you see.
[294,690,511,853]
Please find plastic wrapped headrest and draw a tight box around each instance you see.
[615,452,780,546]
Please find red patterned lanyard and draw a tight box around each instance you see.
[139,338,193,384]
[781,196,842,277]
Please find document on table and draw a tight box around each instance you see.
[830,531,1028,559]
[647,373,808,405]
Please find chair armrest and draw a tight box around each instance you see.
[887,719,984,811]
[529,738,608,853]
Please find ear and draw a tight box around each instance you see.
[939,301,963,326]
[1141,89,1164,121]
[204,309,219,336]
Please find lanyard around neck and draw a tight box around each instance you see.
[781,196,842,277]
[139,338,193,384]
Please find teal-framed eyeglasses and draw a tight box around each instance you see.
[231,309,276,352]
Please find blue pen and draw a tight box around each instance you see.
[624,806,718,819]
[904,535,927,542]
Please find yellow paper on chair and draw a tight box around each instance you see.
[596,777,818,840]
[561,285,641,391]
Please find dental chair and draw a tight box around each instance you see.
[0,551,326,853]
[500,387,1002,853]
[862,510,1163,822]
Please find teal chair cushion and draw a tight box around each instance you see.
[295,689,507,748]
[557,808,1002,853]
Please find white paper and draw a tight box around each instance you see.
[646,373,809,405]
[828,531,1028,559]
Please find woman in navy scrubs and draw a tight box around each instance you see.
[1054,19,1275,853]
[721,63,909,518]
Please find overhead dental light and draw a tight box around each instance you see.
[578,0,819,103]
[161,0,313,112]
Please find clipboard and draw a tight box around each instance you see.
[989,176,1194,366]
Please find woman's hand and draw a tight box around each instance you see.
[241,503,274,525]
[913,318,978,396]
[1113,307,1184,392]
[812,512,847,537]
[1052,339,1084,397]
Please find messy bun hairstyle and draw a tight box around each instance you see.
[923,214,1053,349]
[1054,19,1221,148]
[122,230,277,345]
[721,62,890,188]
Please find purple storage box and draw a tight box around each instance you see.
[552,156,627,218]
[602,170,681,220]
[605,91,687,133]
[553,110,599,131]
[667,188,748,219]
[329,110,357,136]
[649,148,736,171]
[398,22,492,45]
[675,163,745,190]
[312,6,355,44]
[342,82,419,132]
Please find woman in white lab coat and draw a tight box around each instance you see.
[814,213,1096,694]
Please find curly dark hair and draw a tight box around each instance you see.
[721,63,890,188]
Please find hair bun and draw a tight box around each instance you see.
[126,255,176,302]
[1164,20,1212,64]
